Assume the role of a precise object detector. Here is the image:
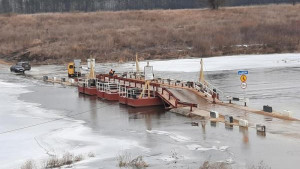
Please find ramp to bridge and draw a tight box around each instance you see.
[156,87,178,108]
[157,87,206,109]
[167,88,208,105]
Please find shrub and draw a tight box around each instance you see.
[117,152,149,168]
[20,160,36,169]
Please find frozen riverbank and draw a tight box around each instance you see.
[118,53,300,72]
[0,71,147,168]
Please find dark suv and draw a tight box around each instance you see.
[17,61,31,71]
[10,65,25,73]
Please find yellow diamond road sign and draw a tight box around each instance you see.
[240,74,247,82]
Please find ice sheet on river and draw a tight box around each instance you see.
[134,53,300,72]
[146,130,191,142]
[0,80,145,168]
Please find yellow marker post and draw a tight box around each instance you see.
[139,81,151,99]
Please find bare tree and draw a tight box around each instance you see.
[207,0,224,10]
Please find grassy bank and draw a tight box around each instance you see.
[0,4,299,64]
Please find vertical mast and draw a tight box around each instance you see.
[88,58,95,79]
[135,53,140,75]
[199,58,205,84]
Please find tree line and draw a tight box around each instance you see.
[0,0,299,13]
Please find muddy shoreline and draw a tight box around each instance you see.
[2,49,300,66]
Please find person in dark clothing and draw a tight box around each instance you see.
[109,69,115,76]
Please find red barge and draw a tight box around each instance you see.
[119,86,163,107]
[78,79,97,96]
[78,60,195,109]
[103,82,119,101]
[76,58,214,112]
[96,81,105,98]
[78,59,97,96]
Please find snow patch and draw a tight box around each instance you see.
[187,144,229,152]
[129,53,300,72]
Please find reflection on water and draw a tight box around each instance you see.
[239,127,249,144]
[257,131,266,137]
[89,96,98,128]
[127,106,165,130]
[210,121,217,127]
[225,124,234,130]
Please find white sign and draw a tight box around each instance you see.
[144,66,154,80]
[87,59,95,69]
[241,82,247,89]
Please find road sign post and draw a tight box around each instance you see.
[238,70,248,107]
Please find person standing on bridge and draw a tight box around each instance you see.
[109,69,115,76]
[212,89,217,104]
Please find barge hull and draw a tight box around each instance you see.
[78,86,84,94]
[78,86,97,96]
[127,97,163,107]
[104,92,119,101]
[119,96,128,104]
[97,90,105,98]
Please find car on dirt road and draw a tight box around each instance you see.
[10,65,25,73]
[17,61,31,71]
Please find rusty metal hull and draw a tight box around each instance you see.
[78,86,84,94]
[127,97,163,107]
[104,92,119,101]
[119,96,127,105]
[97,90,105,98]
[78,86,97,96]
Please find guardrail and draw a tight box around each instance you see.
[155,76,224,102]
[96,73,224,103]
[161,87,197,111]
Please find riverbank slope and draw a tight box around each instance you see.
[0,4,299,64]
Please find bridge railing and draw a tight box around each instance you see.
[195,81,224,101]
[97,73,224,102]
[156,77,225,102]
[161,87,197,111]
[161,87,180,107]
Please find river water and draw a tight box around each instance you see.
[0,53,300,169]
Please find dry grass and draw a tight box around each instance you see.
[248,161,271,169]
[200,161,232,169]
[20,160,36,169]
[0,59,11,64]
[0,4,300,64]
[44,152,84,168]
[199,160,271,169]
[117,152,149,168]
[19,152,94,169]
[88,152,95,157]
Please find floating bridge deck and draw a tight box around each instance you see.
[95,73,300,121]
[96,74,213,110]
